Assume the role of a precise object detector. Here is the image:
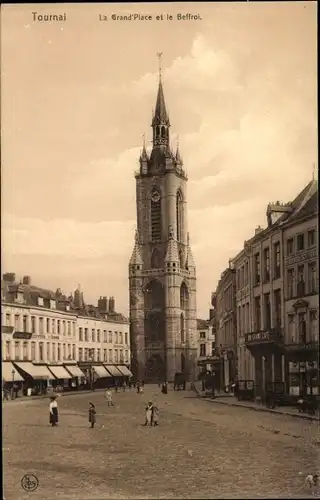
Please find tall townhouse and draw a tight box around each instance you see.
[214,263,237,388]
[231,179,318,400]
[1,275,131,392]
[1,274,78,365]
[282,180,318,397]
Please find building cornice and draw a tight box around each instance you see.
[1,301,129,325]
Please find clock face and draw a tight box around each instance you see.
[151,189,160,203]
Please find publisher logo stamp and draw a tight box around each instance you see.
[21,474,39,492]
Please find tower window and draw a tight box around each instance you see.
[176,190,183,242]
[180,313,185,343]
[151,249,161,269]
[161,126,166,138]
[151,189,161,241]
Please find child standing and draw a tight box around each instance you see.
[105,388,114,406]
[89,402,96,428]
[153,404,159,426]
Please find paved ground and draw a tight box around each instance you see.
[3,386,319,500]
[203,395,319,422]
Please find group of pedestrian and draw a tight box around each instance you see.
[48,380,161,430]
[144,400,159,426]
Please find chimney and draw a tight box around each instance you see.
[209,308,215,321]
[3,273,16,283]
[254,225,263,236]
[109,296,115,313]
[22,276,31,285]
[74,284,83,308]
[211,292,217,308]
[98,296,108,313]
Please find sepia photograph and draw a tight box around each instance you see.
[1,2,318,499]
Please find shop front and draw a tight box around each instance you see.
[2,361,25,399]
[245,328,284,402]
[92,365,112,389]
[197,356,223,393]
[285,345,319,401]
[47,364,73,392]
[13,361,55,395]
[104,365,125,387]
[64,364,86,390]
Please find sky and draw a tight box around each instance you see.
[1,2,317,319]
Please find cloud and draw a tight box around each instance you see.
[2,214,136,259]
[2,19,317,317]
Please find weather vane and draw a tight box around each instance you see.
[157,52,163,80]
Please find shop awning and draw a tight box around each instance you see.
[2,362,25,382]
[116,365,133,377]
[92,365,112,379]
[48,365,72,380]
[64,365,85,378]
[104,365,123,376]
[13,362,54,380]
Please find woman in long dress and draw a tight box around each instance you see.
[144,401,153,426]
[49,396,59,426]
[88,402,96,428]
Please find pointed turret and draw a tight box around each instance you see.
[164,224,180,265]
[139,134,149,163]
[175,145,183,166]
[129,229,143,267]
[186,232,196,269]
[152,53,170,147]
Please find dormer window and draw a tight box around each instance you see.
[50,299,56,309]
[38,297,44,306]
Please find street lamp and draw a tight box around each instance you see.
[89,349,94,391]
[11,369,15,399]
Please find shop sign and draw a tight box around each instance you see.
[286,248,317,266]
[246,331,270,343]
[13,331,32,339]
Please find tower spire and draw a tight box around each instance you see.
[152,53,170,147]
[157,52,163,82]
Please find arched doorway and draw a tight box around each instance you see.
[145,354,165,381]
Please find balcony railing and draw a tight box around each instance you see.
[245,328,284,345]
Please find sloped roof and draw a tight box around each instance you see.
[197,318,209,329]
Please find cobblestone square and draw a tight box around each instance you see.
[3,387,319,499]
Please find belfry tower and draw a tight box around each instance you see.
[129,55,197,383]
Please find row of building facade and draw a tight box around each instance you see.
[1,274,131,389]
[211,179,318,399]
